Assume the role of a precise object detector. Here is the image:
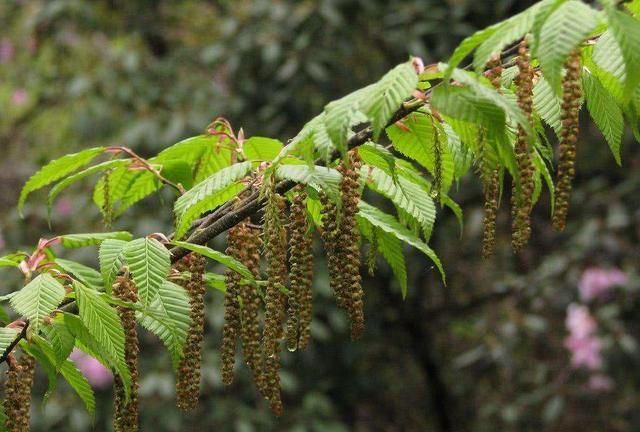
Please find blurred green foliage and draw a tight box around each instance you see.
[2,0,640,431]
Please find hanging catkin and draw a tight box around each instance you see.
[175,253,207,411]
[553,49,582,231]
[511,39,536,252]
[3,353,35,432]
[480,54,502,258]
[286,186,314,352]
[262,187,288,415]
[221,224,242,386]
[320,192,348,310]
[113,276,139,432]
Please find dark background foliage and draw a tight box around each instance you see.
[1,0,638,431]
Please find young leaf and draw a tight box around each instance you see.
[324,85,375,153]
[113,170,162,217]
[357,201,445,283]
[444,26,498,80]
[19,147,105,213]
[204,272,226,293]
[605,7,640,95]
[55,259,103,291]
[583,70,624,164]
[99,239,128,293]
[0,327,19,354]
[42,317,76,368]
[60,359,96,416]
[243,137,284,161]
[171,241,255,284]
[537,0,600,93]
[124,238,171,307]
[275,165,342,198]
[9,273,66,334]
[59,232,133,248]
[533,76,562,135]
[136,280,191,368]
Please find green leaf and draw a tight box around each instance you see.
[161,160,194,190]
[386,112,454,196]
[60,359,96,416]
[445,26,498,80]
[324,85,375,153]
[605,7,640,95]
[136,280,191,368]
[533,76,562,135]
[583,70,624,164]
[42,317,76,368]
[171,241,255,284]
[19,147,105,213]
[204,272,226,293]
[358,143,397,178]
[357,201,445,283]
[124,238,171,307]
[113,171,162,217]
[538,1,600,93]
[0,327,19,354]
[56,259,104,291]
[174,161,252,239]
[243,137,284,161]
[99,239,128,293]
[9,274,66,334]
[72,282,129,396]
[155,135,215,165]
[59,231,133,248]
[48,159,128,218]
[275,165,342,198]
[364,166,436,233]
[22,338,58,405]
[362,61,418,139]
[358,217,407,298]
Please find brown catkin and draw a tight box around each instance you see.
[481,55,502,258]
[262,188,288,415]
[553,49,582,231]
[286,186,314,352]
[175,253,207,411]
[320,193,348,310]
[113,276,139,432]
[3,354,35,432]
[335,151,364,339]
[511,39,535,252]
[221,224,242,386]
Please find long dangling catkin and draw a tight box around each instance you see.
[175,253,207,411]
[286,186,314,352]
[320,193,348,310]
[340,151,364,339]
[553,49,582,231]
[113,276,139,432]
[262,188,288,415]
[237,221,266,393]
[221,224,242,386]
[511,39,535,252]
[3,354,36,432]
[481,55,502,258]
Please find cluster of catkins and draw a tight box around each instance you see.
[321,151,364,339]
[2,354,35,432]
[553,49,582,231]
[480,54,503,258]
[511,39,536,251]
[113,276,139,432]
[175,253,207,411]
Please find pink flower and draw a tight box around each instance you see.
[69,349,113,389]
[579,267,627,302]
[54,197,74,217]
[588,374,613,392]
[0,39,14,64]
[11,88,28,106]
[564,304,603,371]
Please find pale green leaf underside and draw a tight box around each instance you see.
[10,274,66,334]
[124,238,171,307]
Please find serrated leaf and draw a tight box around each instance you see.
[324,85,375,153]
[445,26,498,80]
[161,160,194,190]
[114,171,162,217]
[583,70,624,164]
[72,282,129,396]
[19,147,105,213]
[358,143,397,178]
[9,274,66,334]
[243,137,284,161]
[42,317,76,368]
[363,62,418,139]
[171,241,255,284]
[22,338,58,405]
[124,238,170,307]
[533,76,562,135]
[538,1,600,93]
[204,272,226,292]
[174,161,252,239]
[136,280,191,368]
[99,239,128,293]
[357,201,445,283]
[60,359,96,416]
[56,259,103,291]
[605,7,640,95]
[358,217,407,297]
[0,327,19,354]
[59,231,133,248]
[275,165,342,198]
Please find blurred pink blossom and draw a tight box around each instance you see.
[564,304,602,370]
[11,88,28,106]
[70,349,113,389]
[579,267,627,302]
[54,197,74,217]
[588,374,613,392]
[0,38,14,64]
